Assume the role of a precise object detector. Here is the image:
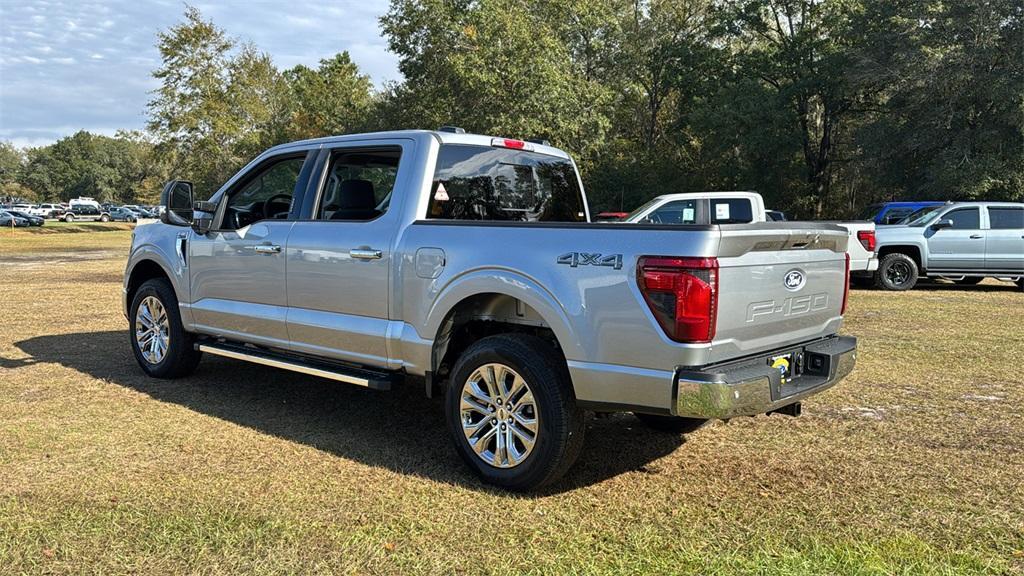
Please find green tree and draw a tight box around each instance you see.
[285,52,374,140]
[380,0,613,157]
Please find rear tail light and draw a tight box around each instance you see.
[856,230,876,252]
[637,256,718,343]
[841,253,850,315]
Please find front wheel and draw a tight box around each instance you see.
[445,334,584,491]
[64,214,75,222]
[875,253,919,291]
[129,278,202,378]
[100,214,110,222]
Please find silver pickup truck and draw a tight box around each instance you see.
[123,129,857,490]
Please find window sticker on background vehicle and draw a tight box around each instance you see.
[683,207,695,222]
[716,203,730,220]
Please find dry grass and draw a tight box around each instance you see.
[1,231,1022,575]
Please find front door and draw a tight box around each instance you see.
[985,205,1024,273]
[926,206,985,271]
[285,142,411,368]
[189,153,311,348]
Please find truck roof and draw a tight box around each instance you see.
[264,129,572,160]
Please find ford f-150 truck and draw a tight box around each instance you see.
[123,129,857,490]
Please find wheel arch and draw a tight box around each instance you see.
[424,272,582,391]
[878,244,925,271]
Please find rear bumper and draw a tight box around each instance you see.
[850,255,878,273]
[673,335,856,419]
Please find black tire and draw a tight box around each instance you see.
[954,277,983,285]
[129,278,202,379]
[634,413,707,434]
[874,253,919,291]
[64,214,74,222]
[100,214,110,222]
[445,334,584,491]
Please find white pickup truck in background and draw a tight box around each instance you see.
[625,191,877,276]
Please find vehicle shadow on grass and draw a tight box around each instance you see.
[3,330,686,495]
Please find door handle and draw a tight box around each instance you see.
[254,244,282,254]
[350,248,382,260]
[969,234,983,239]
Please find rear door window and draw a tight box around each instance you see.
[710,198,754,224]
[427,144,585,222]
[988,207,1024,230]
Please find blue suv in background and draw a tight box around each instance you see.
[859,201,945,225]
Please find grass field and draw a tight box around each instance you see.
[1,231,1022,575]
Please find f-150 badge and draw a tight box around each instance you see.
[557,252,623,270]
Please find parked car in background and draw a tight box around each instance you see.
[33,203,65,218]
[4,210,44,226]
[109,207,140,222]
[827,222,878,281]
[624,191,765,225]
[124,129,858,490]
[859,201,945,225]
[874,202,1024,290]
[0,209,30,227]
[766,209,788,221]
[593,211,629,222]
[63,198,111,222]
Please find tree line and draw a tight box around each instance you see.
[2,0,1020,217]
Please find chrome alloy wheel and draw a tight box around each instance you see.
[460,363,539,468]
[135,296,170,364]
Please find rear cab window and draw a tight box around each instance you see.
[427,144,586,222]
[710,198,754,224]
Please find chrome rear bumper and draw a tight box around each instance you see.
[673,336,856,419]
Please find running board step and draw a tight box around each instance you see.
[197,342,394,391]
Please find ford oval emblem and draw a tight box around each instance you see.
[783,269,806,291]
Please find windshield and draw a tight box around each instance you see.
[902,206,944,226]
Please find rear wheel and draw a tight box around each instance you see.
[445,334,584,491]
[100,214,110,222]
[875,253,919,291]
[129,278,202,378]
[634,413,707,434]
[954,277,983,285]
[63,213,75,222]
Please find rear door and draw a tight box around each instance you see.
[189,152,314,348]
[284,139,413,368]
[927,206,985,270]
[984,206,1024,273]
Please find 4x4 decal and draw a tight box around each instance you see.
[557,252,623,270]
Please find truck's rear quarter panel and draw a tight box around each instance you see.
[397,221,849,412]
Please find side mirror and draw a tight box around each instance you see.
[160,180,194,227]
[191,200,217,235]
[932,218,953,230]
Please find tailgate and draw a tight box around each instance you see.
[710,223,848,363]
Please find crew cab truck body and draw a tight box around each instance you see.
[873,202,1024,291]
[123,130,857,490]
[626,191,878,276]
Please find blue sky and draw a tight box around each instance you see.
[0,0,399,148]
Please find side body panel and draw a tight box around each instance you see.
[188,221,295,347]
